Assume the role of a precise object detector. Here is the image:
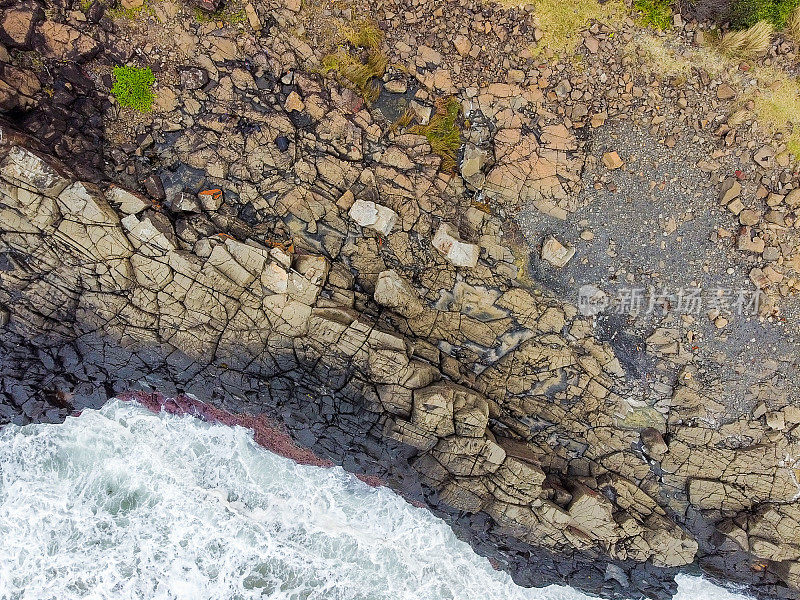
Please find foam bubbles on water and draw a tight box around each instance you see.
[0,400,752,600]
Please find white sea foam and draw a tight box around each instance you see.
[0,400,752,600]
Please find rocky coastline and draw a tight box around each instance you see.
[2,0,800,599]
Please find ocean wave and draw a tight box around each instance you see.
[0,400,750,600]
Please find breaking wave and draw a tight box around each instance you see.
[0,400,750,600]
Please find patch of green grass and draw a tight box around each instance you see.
[79,0,93,12]
[321,21,387,104]
[410,97,462,171]
[634,0,672,30]
[107,2,154,20]
[787,138,800,161]
[111,65,155,113]
[193,6,248,24]
[730,0,800,30]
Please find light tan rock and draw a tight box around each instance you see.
[567,483,620,543]
[719,178,741,205]
[285,90,305,112]
[349,198,398,236]
[1,146,69,196]
[374,270,423,318]
[602,151,624,169]
[432,436,506,476]
[412,384,456,436]
[106,185,148,215]
[432,223,480,268]
[541,235,575,268]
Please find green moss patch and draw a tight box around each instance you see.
[730,0,800,29]
[111,65,155,113]
[634,0,673,29]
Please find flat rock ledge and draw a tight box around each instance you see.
[1,127,799,600]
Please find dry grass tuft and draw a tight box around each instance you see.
[751,73,800,160]
[502,0,626,58]
[629,33,725,78]
[321,20,387,104]
[340,20,383,50]
[388,108,415,134]
[717,20,775,58]
[788,4,800,40]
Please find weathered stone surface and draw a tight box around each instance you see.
[0,5,41,49]
[1,12,797,592]
[541,235,575,268]
[432,223,480,267]
[106,186,149,215]
[39,21,99,61]
[374,270,424,318]
[349,198,398,236]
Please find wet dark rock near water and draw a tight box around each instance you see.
[0,327,680,600]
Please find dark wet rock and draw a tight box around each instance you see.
[143,173,165,200]
[179,67,209,91]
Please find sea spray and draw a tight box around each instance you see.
[0,400,752,600]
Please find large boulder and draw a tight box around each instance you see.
[0,4,42,50]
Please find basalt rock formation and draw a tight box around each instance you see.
[2,1,800,599]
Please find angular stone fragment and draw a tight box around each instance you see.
[432,436,506,476]
[57,182,121,224]
[567,483,620,543]
[639,427,667,461]
[785,188,800,208]
[106,185,148,215]
[719,177,741,205]
[432,223,480,268]
[374,270,424,318]
[412,384,456,436]
[438,479,488,513]
[644,516,698,567]
[488,457,545,504]
[284,90,305,112]
[716,84,736,100]
[1,146,69,196]
[452,34,471,57]
[377,384,413,416]
[198,189,223,211]
[602,151,624,169]
[0,6,41,49]
[348,198,398,236]
[541,235,575,268]
[167,191,201,213]
[261,261,289,293]
[384,417,438,451]
[460,143,487,189]
[737,227,765,253]
[207,244,254,286]
[39,21,99,62]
